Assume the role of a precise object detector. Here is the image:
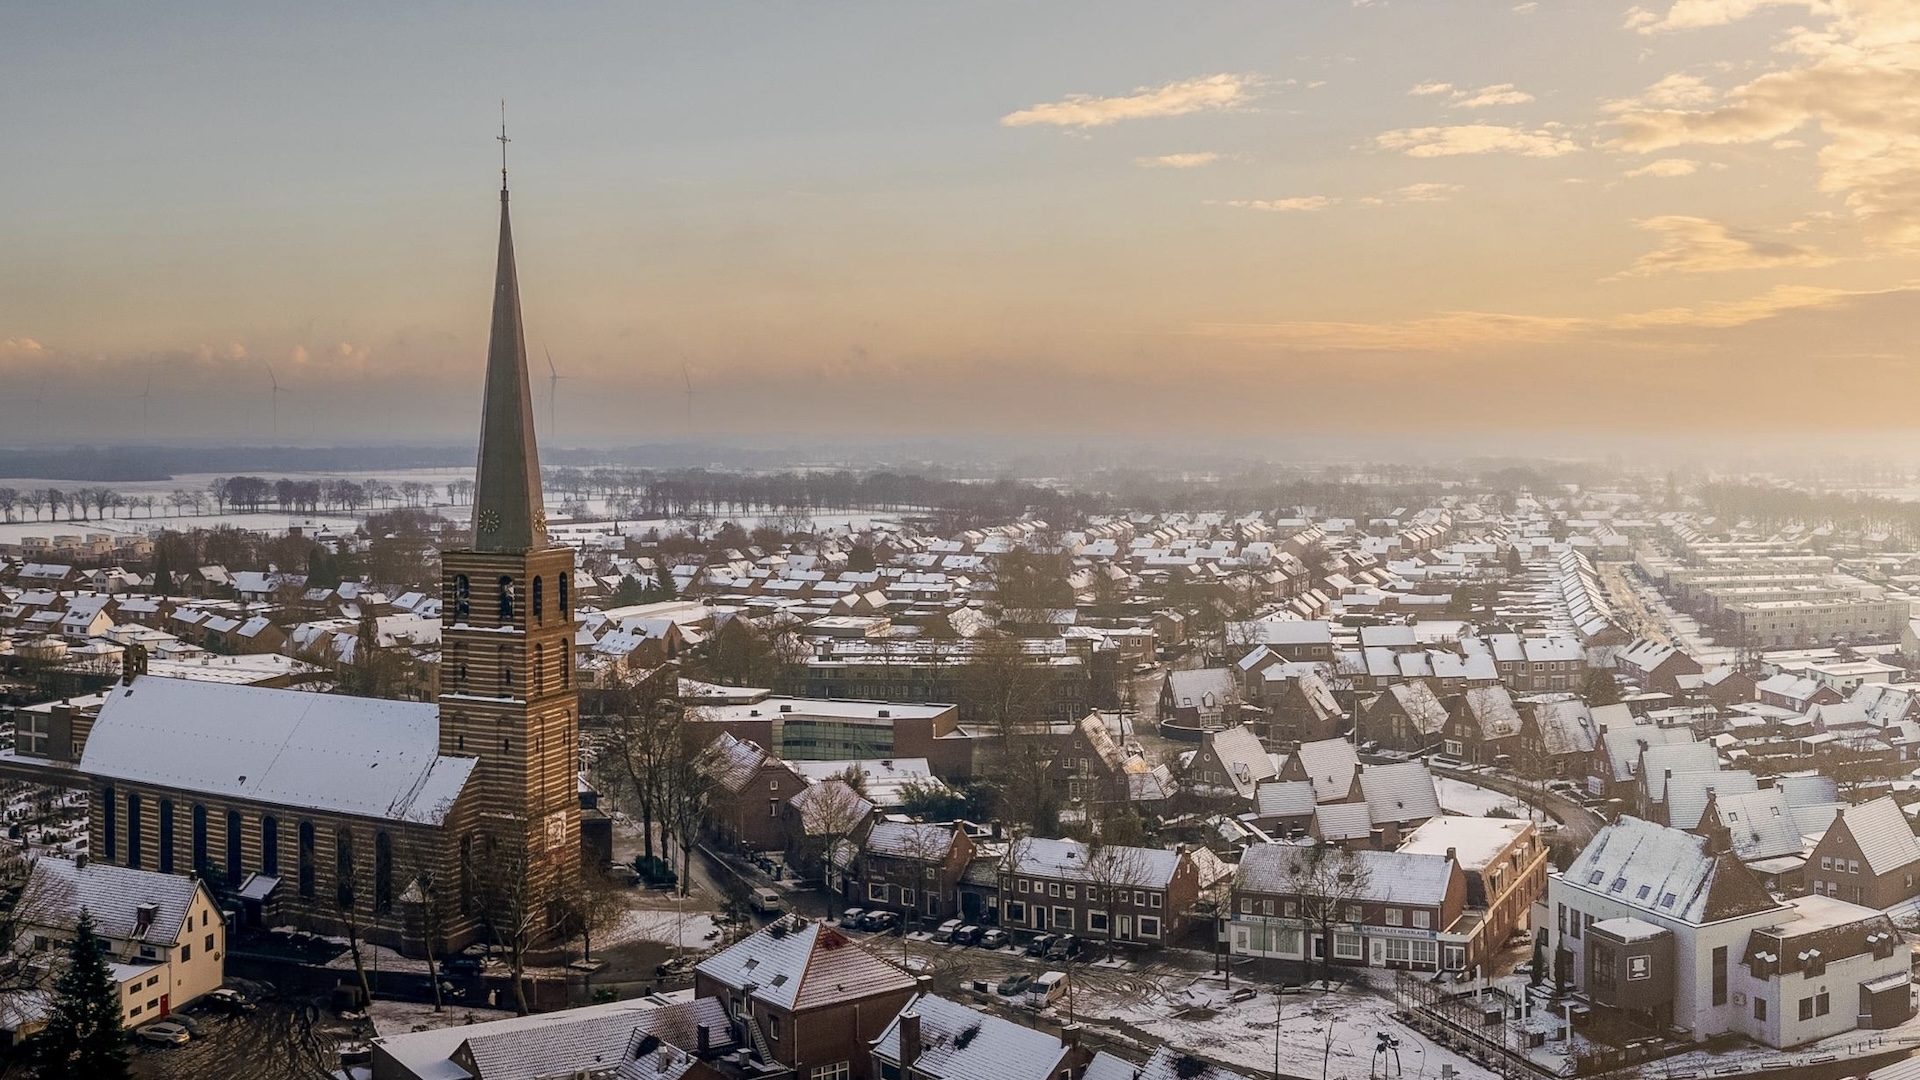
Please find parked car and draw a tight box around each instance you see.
[655,956,698,980]
[748,888,786,915]
[138,1022,192,1046]
[1045,934,1082,961]
[861,910,901,933]
[205,988,256,1015]
[997,973,1032,997]
[841,907,867,927]
[931,919,963,944]
[440,954,486,977]
[951,924,982,947]
[604,862,641,887]
[1546,779,1578,794]
[1025,933,1058,958]
[1026,971,1069,1009]
[979,928,1011,950]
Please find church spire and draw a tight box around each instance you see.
[469,115,547,553]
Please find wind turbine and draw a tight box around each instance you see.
[544,346,567,441]
[681,362,694,430]
[136,363,155,437]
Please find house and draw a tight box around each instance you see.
[1548,815,1912,1048]
[871,993,1085,1080]
[694,917,918,1080]
[707,733,810,853]
[1086,1047,1256,1080]
[1706,785,1843,893]
[1521,699,1599,779]
[1159,669,1241,735]
[853,821,975,923]
[1441,686,1523,765]
[1804,797,1920,910]
[1357,681,1448,755]
[783,780,876,884]
[1186,725,1278,803]
[1262,671,1346,747]
[1051,712,1175,811]
[20,857,226,1030]
[1229,844,1472,971]
[1617,637,1704,694]
[1398,816,1547,966]
[999,837,1199,945]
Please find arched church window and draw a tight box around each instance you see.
[533,577,544,623]
[336,828,355,910]
[375,832,393,914]
[498,576,515,622]
[455,575,470,620]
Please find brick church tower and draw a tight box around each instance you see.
[439,160,581,919]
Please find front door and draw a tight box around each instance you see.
[158,994,170,1018]
[1369,938,1385,966]
[1118,915,1132,940]
[1034,907,1047,930]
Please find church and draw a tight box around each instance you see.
[12,166,582,956]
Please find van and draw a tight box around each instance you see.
[1026,970,1068,1009]
[749,888,785,915]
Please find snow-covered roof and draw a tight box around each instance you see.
[1828,796,1920,877]
[1565,816,1781,925]
[1007,836,1180,889]
[25,857,205,947]
[1400,816,1529,870]
[872,994,1069,1080]
[696,918,915,1012]
[80,677,472,824]
[1235,843,1458,907]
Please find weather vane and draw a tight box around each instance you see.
[497,98,510,189]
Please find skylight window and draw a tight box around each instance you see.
[1659,893,1677,908]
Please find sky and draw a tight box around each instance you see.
[4,0,1920,447]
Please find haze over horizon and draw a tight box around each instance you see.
[7,1,1920,444]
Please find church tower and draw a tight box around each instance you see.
[439,154,580,910]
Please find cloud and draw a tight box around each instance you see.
[1217,196,1335,212]
[1607,1,1920,244]
[1001,74,1260,128]
[1410,82,1536,108]
[0,338,50,362]
[1453,83,1535,108]
[1624,0,1809,34]
[1609,215,1834,277]
[1376,124,1580,157]
[1386,182,1464,202]
[1513,1,1539,11]
[1134,152,1222,169]
[1626,157,1703,177]
[1607,73,1720,110]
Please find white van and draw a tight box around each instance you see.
[749,888,786,915]
[1026,970,1068,1009]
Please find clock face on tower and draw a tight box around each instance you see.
[533,509,547,536]
[478,508,502,534]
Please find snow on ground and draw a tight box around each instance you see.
[1075,977,1494,1080]
[597,903,723,952]
[1435,777,1529,818]
[367,998,513,1037]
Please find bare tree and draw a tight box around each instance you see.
[1285,844,1372,988]
[789,780,870,893]
[600,691,676,866]
[1083,841,1152,954]
[657,718,718,899]
[556,871,627,996]
[473,825,560,1015]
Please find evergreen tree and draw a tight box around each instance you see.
[608,575,648,607]
[31,911,131,1080]
[1581,668,1621,707]
[654,564,678,600]
[151,545,175,595]
[306,545,341,590]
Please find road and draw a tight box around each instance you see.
[1429,765,1604,849]
[1597,560,1672,647]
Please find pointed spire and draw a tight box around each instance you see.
[469,147,547,554]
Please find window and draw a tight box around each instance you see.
[1799,997,1815,1021]
[1239,898,1251,914]
[158,799,174,874]
[1134,890,1145,905]
[1262,899,1275,916]
[1065,885,1076,899]
[498,576,515,621]
[1413,909,1431,929]
[336,828,355,909]
[1048,882,1059,897]
[1712,945,1728,1007]
[261,816,278,877]
[1754,998,1767,1021]
[1444,945,1465,970]
[374,831,393,914]
[454,574,470,619]
[226,810,242,886]
[126,792,142,869]
[769,800,778,818]
[868,883,888,902]
[204,934,213,953]
[902,888,914,906]
[1333,933,1363,959]
[1385,938,1412,963]
[298,821,316,898]
[532,577,544,623]
[1848,860,1860,874]
[181,944,191,962]
[1018,879,1030,894]
[1412,940,1438,967]
[1139,916,1161,939]
[1053,906,1073,931]
[1386,908,1403,927]
[1150,892,1162,909]
[1089,911,1109,932]
[558,573,569,614]
[191,803,206,874]
[1816,991,1830,1016]
[768,1015,780,1041]
[812,1064,851,1080]
[1005,901,1026,922]
[1820,856,1832,870]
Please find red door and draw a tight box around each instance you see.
[158,994,170,1018]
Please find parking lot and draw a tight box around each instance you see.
[128,986,366,1080]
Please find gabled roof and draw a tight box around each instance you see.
[696,918,915,1012]
[1459,686,1521,739]
[1293,738,1359,803]
[80,677,472,825]
[1714,787,1819,863]
[25,858,204,946]
[872,994,1068,1080]
[1007,836,1182,888]
[1235,843,1458,907]
[1827,796,1920,877]
[1566,816,1782,925]
[1357,760,1441,824]
[1531,699,1597,756]
[1204,725,1276,799]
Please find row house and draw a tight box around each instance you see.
[1229,844,1474,972]
[1440,685,1523,766]
[1486,633,1586,693]
[1803,796,1920,910]
[1356,681,1448,755]
[1616,637,1704,694]
[851,820,975,922]
[998,837,1200,945]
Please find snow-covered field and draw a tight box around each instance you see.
[1435,777,1530,818]
[597,903,723,952]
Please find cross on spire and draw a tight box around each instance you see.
[497,99,510,191]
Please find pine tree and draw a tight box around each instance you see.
[307,545,341,590]
[152,545,175,596]
[654,564,678,600]
[32,911,132,1080]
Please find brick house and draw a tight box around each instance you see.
[695,917,918,1080]
[1441,685,1523,766]
[706,732,809,853]
[1804,796,1920,909]
[1356,681,1448,754]
[853,821,976,922]
[1617,638,1704,695]
[1230,843,1474,972]
[998,837,1199,946]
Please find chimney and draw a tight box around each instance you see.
[73,853,87,871]
[1446,846,1457,863]
[1060,1022,1081,1051]
[899,1010,922,1072]
[696,1023,711,1057]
